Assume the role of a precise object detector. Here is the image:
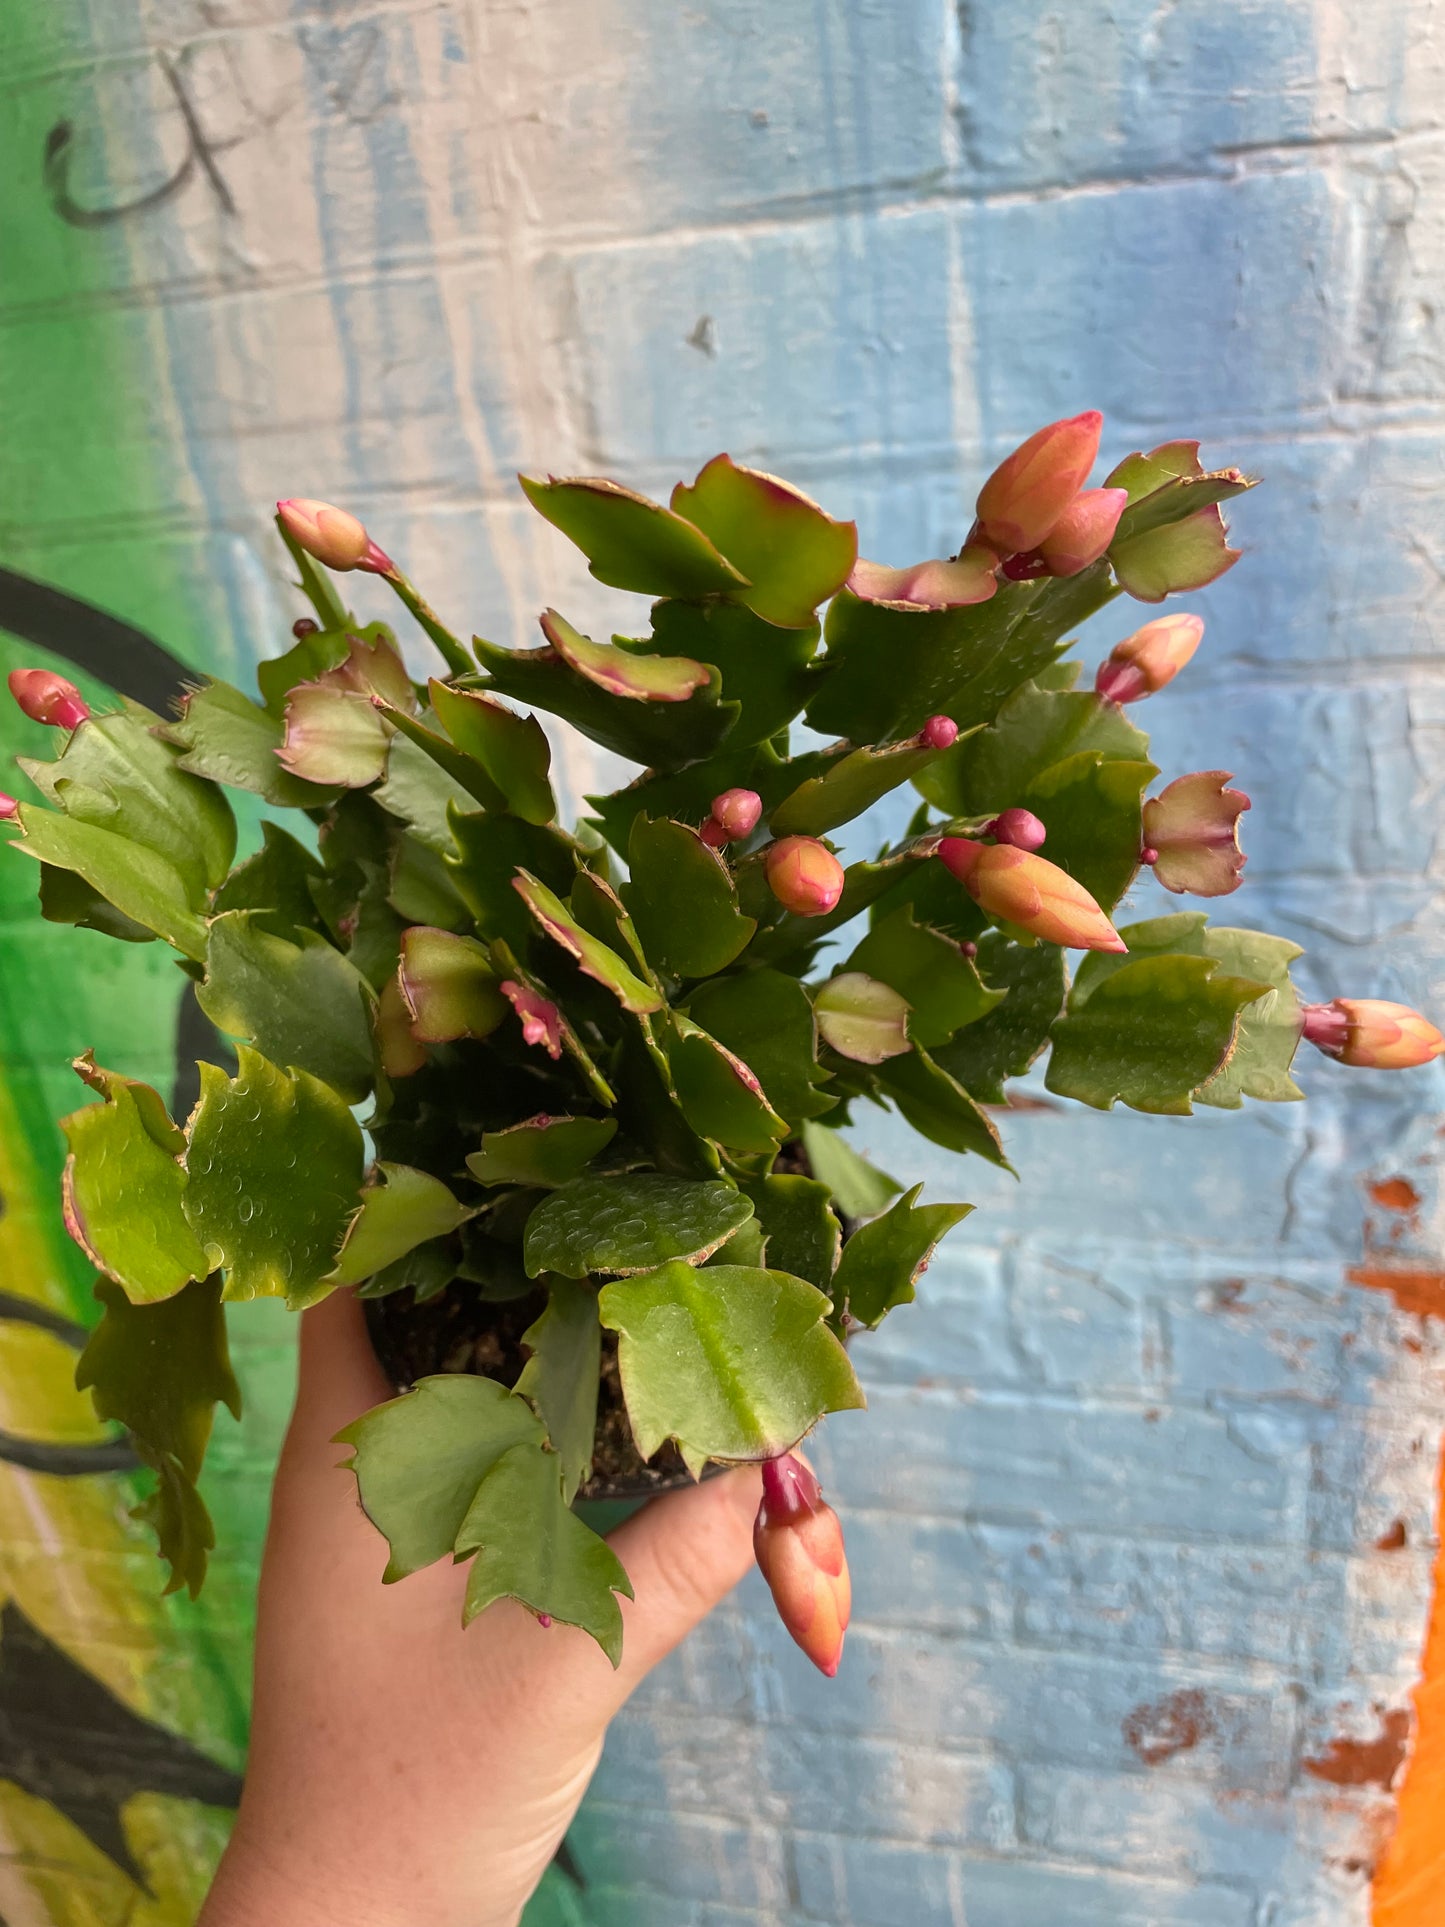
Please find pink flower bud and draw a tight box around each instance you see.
[765,837,845,917]
[1302,999,1445,1070]
[8,668,90,730]
[753,1454,851,1678]
[986,807,1047,852]
[1142,771,1248,897]
[920,715,959,750]
[938,837,1125,952]
[1036,487,1129,576]
[0,793,18,820]
[710,788,763,840]
[974,411,1104,555]
[699,816,729,849]
[276,498,393,574]
[500,980,564,1059]
[1095,614,1204,705]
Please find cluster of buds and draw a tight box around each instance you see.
[938,834,1124,953]
[700,787,763,850]
[1096,614,1205,705]
[845,414,1125,611]
[753,1453,851,1677]
[8,668,90,732]
[1300,1000,1445,1071]
[971,411,1127,584]
[276,497,393,576]
[766,836,845,917]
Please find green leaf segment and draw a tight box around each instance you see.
[3,437,1334,1662]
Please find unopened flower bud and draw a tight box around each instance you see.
[975,411,1104,555]
[1302,999,1445,1070]
[766,837,845,917]
[276,498,393,574]
[938,837,1125,952]
[8,668,90,730]
[986,807,1047,852]
[699,816,729,849]
[0,793,18,821]
[500,980,564,1060]
[753,1454,850,1678]
[292,617,320,639]
[1096,614,1204,705]
[1036,487,1129,577]
[920,715,959,750]
[710,788,762,840]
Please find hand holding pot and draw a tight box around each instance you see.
[199,1290,761,1927]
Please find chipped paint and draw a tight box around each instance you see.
[1122,1689,1219,1767]
[1347,1268,1445,1321]
[1371,1179,1422,1216]
[1306,1709,1411,1791]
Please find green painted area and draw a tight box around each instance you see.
[0,6,293,1914]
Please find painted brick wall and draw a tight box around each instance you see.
[2,3,1444,1924]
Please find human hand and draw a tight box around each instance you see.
[199,1289,761,1927]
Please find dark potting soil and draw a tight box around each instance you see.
[362,1139,847,1503]
[363,1281,695,1500]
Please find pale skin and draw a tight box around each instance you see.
[199,1290,762,1927]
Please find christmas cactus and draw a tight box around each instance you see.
[6,416,1439,1679]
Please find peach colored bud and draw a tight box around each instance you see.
[0,792,18,820]
[8,668,90,730]
[974,411,1103,555]
[920,714,959,750]
[1095,614,1204,705]
[754,1454,850,1678]
[1303,999,1445,1070]
[500,980,564,1059]
[277,497,393,574]
[765,836,845,917]
[1036,486,1128,576]
[938,836,1125,952]
[711,788,762,840]
[986,807,1047,852]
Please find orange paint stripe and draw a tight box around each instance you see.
[1373,1439,1445,1922]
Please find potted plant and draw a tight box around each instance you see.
[5,414,1437,1679]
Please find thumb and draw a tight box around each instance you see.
[597,1466,762,1710]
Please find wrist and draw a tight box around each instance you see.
[200,1830,415,1927]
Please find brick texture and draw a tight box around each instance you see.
[2,3,1445,1924]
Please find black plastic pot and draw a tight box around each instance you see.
[363,1280,697,1501]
